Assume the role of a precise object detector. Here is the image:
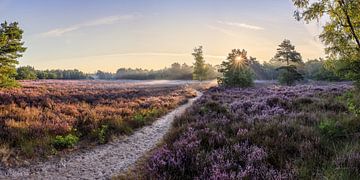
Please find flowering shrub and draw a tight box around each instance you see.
[0,80,196,166]
[144,83,360,179]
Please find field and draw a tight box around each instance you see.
[123,82,360,179]
[0,80,197,166]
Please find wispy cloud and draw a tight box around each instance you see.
[217,20,264,30]
[84,52,225,59]
[207,25,238,37]
[53,52,225,63]
[42,14,138,37]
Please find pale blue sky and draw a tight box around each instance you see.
[0,0,325,72]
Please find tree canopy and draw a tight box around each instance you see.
[293,0,360,86]
[218,49,254,87]
[0,21,26,87]
[16,66,37,80]
[272,40,304,85]
[192,46,207,81]
[273,39,302,66]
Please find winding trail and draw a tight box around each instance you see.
[0,91,202,180]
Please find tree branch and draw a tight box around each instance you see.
[338,0,360,51]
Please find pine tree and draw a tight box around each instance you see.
[0,21,26,87]
[273,39,303,85]
[192,46,206,81]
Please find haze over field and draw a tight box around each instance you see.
[0,0,325,72]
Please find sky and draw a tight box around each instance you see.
[0,0,326,73]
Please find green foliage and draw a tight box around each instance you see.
[274,39,303,66]
[0,21,26,87]
[16,66,37,80]
[131,108,163,128]
[114,62,215,80]
[293,0,360,87]
[273,40,304,85]
[318,119,345,138]
[52,134,79,150]
[218,49,254,87]
[277,65,304,85]
[192,46,207,81]
[343,90,360,116]
[133,113,146,126]
[304,59,342,81]
[97,125,108,144]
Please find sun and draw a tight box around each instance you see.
[234,55,245,67]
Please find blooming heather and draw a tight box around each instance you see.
[145,83,358,179]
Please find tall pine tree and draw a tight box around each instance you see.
[0,21,26,87]
[273,39,303,85]
[192,46,206,81]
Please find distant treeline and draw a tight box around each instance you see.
[16,59,341,81]
[250,58,342,81]
[16,67,88,80]
[96,63,219,80]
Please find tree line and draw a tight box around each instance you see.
[96,62,219,80]
[12,45,343,83]
[16,67,88,80]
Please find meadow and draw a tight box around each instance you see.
[121,82,360,179]
[0,80,197,166]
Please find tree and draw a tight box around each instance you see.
[96,70,114,80]
[192,46,207,81]
[16,66,37,80]
[218,49,254,87]
[292,0,360,86]
[304,58,342,81]
[274,39,302,66]
[0,21,26,87]
[273,40,304,85]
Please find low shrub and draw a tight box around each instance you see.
[0,81,196,166]
[318,119,346,138]
[52,134,79,150]
[142,83,359,179]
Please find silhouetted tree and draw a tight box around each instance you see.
[96,70,114,80]
[218,49,254,87]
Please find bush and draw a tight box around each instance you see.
[53,134,79,150]
[318,119,345,138]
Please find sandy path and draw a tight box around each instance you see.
[0,91,202,180]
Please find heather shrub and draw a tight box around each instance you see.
[200,101,228,115]
[143,83,359,179]
[52,134,79,150]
